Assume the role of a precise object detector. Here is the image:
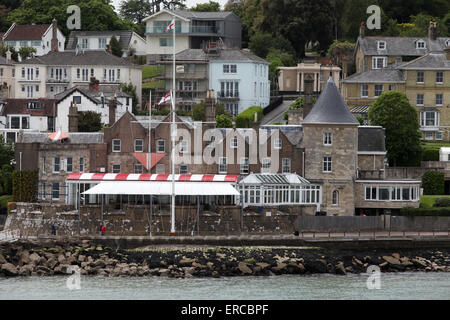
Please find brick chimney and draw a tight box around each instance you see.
[445,47,450,60]
[359,22,365,38]
[5,49,11,61]
[303,75,314,119]
[68,102,78,132]
[205,90,216,123]
[428,21,437,41]
[51,18,58,52]
[109,98,116,126]
[89,77,99,91]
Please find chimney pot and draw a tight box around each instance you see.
[428,21,437,41]
[359,22,365,38]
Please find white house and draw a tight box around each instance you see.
[54,83,133,132]
[143,9,241,62]
[66,30,147,57]
[13,50,143,105]
[2,20,65,60]
[0,98,58,143]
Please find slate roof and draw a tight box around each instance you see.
[1,98,58,117]
[358,126,386,152]
[54,86,131,106]
[170,10,235,20]
[17,132,104,144]
[3,24,50,41]
[18,51,139,67]
[302,78,359,125]
[66,30,134,50]
[166,48,269,64]
[398,52,450,70]
[341,69,405,83]
[0,56,14,65]
[357,36,450,56]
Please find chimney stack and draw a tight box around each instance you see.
[5,49,11,61]
[89,77,99,91]
[303,75,314,119]
[51,18,58,52]
[428,21,437,41]
[445,47,450,61]
[68,102,78,132]
[359,22,365,38]
[109,98,116,126]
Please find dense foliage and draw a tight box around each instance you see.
[398,207,450,217]
[432,198,450,208]
[368,91,422,167]
[119,82,139,113]
[78,111,102,132]
[235,106,263,128]
[12,170,39,202]
[215,114,232,128]
[422,171,445,195]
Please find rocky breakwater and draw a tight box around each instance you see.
[0,240,450,278]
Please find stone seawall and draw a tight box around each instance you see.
[0,239,449,278]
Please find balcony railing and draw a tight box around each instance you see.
[218,91,239,99]
[146,26,219,34]
[46,78,70,83]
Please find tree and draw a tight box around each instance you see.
[119,82,139,113]
[108,36,123,57]
[0,135,15,195]
[0,44,18,61]
[216,114,232,128]
[190,1,221,12]
[215,102,228,117]
[78,111,102,132]
[18,46,36,61]
[192,101,206,121]
[368,91,422,167]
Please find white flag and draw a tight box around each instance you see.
[158,92,172,105]
[164,19,175,33]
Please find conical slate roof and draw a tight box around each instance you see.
[303,77,359,125]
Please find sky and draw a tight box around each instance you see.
[111,0,230,13]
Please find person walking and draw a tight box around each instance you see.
[51,224,56,236]
[101,225,106,236]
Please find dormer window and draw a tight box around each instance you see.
[416,40,426,49]
[377,41,386,50]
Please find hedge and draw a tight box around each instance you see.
[398,207,450,216]
[421,148,439,161]
[422,171,444,195]
[433,198,450,207]
[12,170,38,202]
[235,106,263,128]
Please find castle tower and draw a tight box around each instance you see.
[302,77,359,216]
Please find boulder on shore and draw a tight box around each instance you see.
[1,263,18,276]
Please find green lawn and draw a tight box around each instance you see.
[0,195,12,208]
[420,195,450,208]
[142,66,164,79]
[142,80,165,89]
[422,142,450,150]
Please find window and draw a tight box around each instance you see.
[436,94,443,106]
[223,64,230,73]
[66,157,73,172]
[240,157,249,174]
[323,156,332,173]
[274,138,282,149]
[52,183,60,200]
[98,38,107,49]
[35,68,39,78]
[179,165,188,174]
[53,157,60,172]
[377,41,386,50]
[21,117,29,129]
[436,131,443,140]
[112,139,121,152]
[134,139,143,152]
[374,84,384,97]
[219,157,227,174]
[77,68,80,79]
[180,140,188,153]
[416,40,426,49]
[361,84,368,97]
[159,38,173,47]
[379,187,390,200]
[365,186,377,200]
[117,69,120,79]
[425,131,434,140]
[156,164,165,174]
[79,157,84,172]
[48,117,55,132]
[112,165,120,173]
[81,69,88,82]
[262,158,271,173]
[230,64,237,73]
[323,132,332,146]
[420,111,439,127]
[332,190,339,206]
[42,157,46,174]
[436,72,444,84]
[389,84,396,91]
[80,38,89,49]
[10,117,20,129]
[417,72,424,83]
[157,140,165,153]
[134,164,143,174]
[231,137,238,148]
[73,96,82,104]
[372,57,386,69]
[416,94,424,106]
[282,158,291,173]
[91,69,94,78]
[35,85,39,92]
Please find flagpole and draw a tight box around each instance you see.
[170,19,176,236]
[149,89,152,237]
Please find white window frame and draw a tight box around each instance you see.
[134,139,143,152]
[262,158,271,173]
[436,72,444,84]
[180,140,188,154]
[323,156,332,173]
[372,56,386,69]
[52,183,60,200]
[323,132,332,146]
[416,40,426,49]
[374,84,384,97]
[377,41,386,50]
[332,190,339,206]
[361,84,368,98]
[240,157,249,174]
[157,140,165,153]
[112,139,121,152]
[231,137,238,149]
[436,94,443,106]
[436,131,443,141]
[417,71,424,84]
[66,157,73,173]
[218,157,227,174]
[274,138,282,149]
[282,158,291,173]
[53,157,60,173]
[416,94,424,106]
[179,165,188,174]
[112,164,121,173]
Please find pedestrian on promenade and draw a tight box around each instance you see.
[51,224,56,236]
[101,225,106,236]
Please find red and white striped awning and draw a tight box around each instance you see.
[66,173,239,183]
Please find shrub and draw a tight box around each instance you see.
[432,198,450,207]
[12,170,39,202]
[235,106,263,128]
[192,102,206,121]
[422,171,444,195]
[398,207,450,216]
[216,114,232,128]
[422,148,439,161]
